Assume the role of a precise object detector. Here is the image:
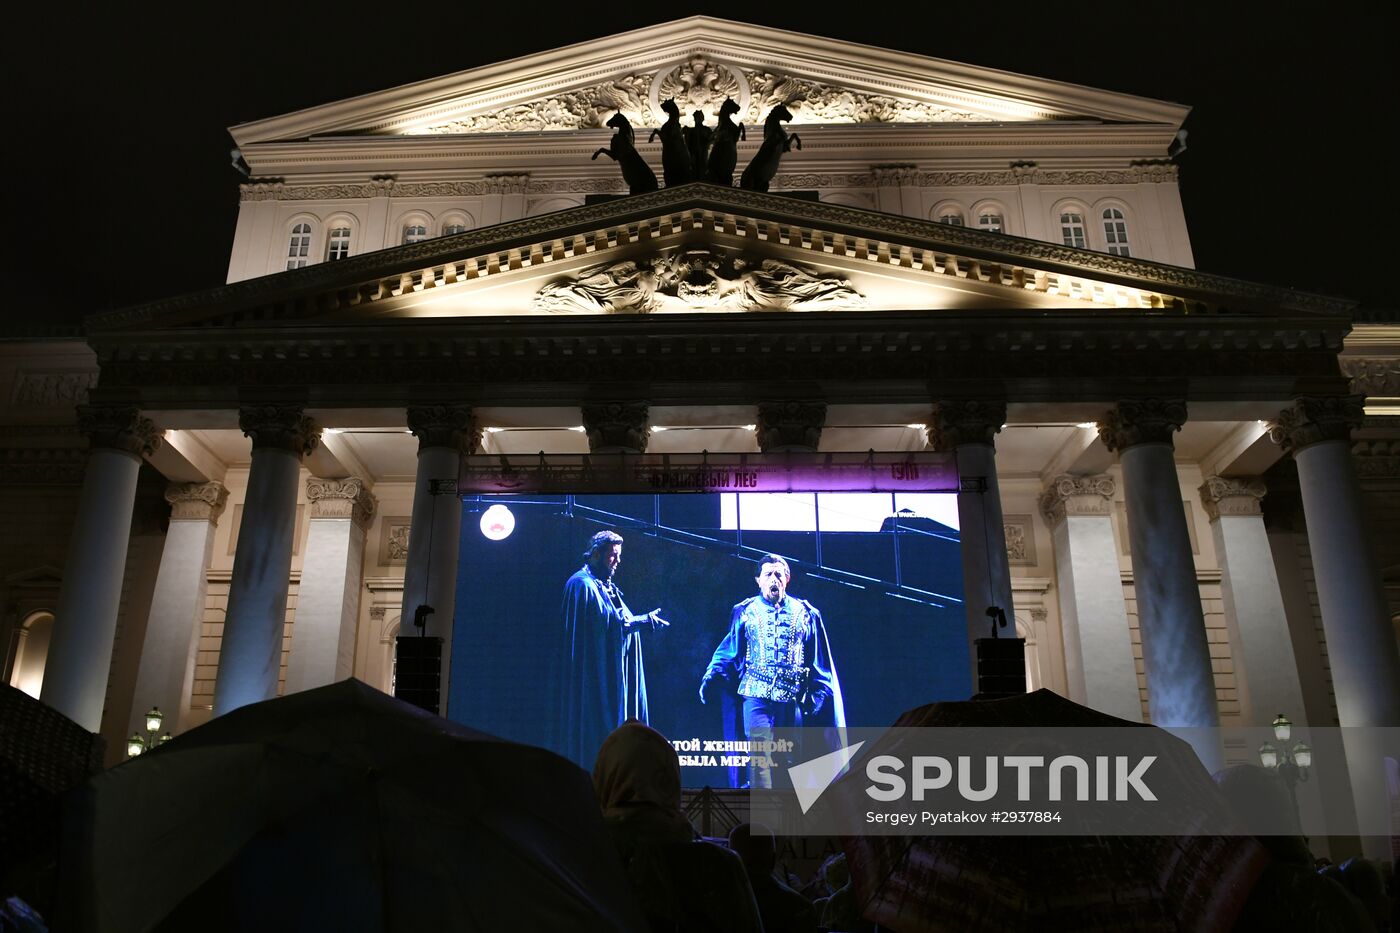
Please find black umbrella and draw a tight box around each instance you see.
[57,679,647,932]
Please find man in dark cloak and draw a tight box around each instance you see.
[555,530,667,768]
[683,110,713,182]
[699,553,846,789]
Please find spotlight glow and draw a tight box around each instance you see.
[479,504,516,541]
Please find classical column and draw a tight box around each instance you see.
[129,482,227,734]
[581,402,650,453]
[285,477,375,694]
[1100,399,1220,769]
[1272,396,1400,855]
[756,401,826,453]
[400,405,479,713]
[1271,396,1400,726]
[1039,474,1142,722]
[1199,476,1307,725]
[927,400,1015,677]
[41,407,161,731]
[212,407,320,716]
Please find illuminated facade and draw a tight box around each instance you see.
[2,20,1396,843]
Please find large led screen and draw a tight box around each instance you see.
[448,492,969,787]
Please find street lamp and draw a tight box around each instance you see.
[1258,713,1311,834]
[126,706,173,758]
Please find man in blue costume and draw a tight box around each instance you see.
[556,530,667,768]
[699,554,845,789]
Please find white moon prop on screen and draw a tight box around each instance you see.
[479,504,515,541]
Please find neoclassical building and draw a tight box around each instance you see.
[3,18,1397,842]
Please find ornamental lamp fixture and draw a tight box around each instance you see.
[1272,713,1292,743]
[127,706,172,758]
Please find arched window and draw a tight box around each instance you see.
[1102,208,1130,256]
[286,222,312,269]
[937,211,965,227]
[326,226,351,261]
[441,223,468,237]
[977,211,1004,233]
[402,224,428,245]
[1059,211,1087,248]
[9,610,54,699]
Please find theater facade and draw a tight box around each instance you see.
[3,18,1397,811]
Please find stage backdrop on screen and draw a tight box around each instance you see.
[448,492,968,787]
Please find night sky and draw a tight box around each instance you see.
[15,5,1396,324]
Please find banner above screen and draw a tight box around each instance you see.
[456,451,959,494]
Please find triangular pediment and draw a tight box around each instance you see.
[230,18,1187,146]
[89,185,1350,336]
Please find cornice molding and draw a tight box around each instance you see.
[240,166,1181,203]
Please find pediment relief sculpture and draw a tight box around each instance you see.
[409,58,984,135]
[533,248,865,314]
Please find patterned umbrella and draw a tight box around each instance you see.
[843,689,1268,932]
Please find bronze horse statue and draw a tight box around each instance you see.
[703,97,745,187]
[648,98,693,187]
[740,104,801,193]
[593,112,658,195]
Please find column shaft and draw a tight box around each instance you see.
[41,448,144,730]
[1041,475,1141,722]
[213,448,302,714]
[1296,441,1400,725]
[129,483,226,734]
[286,478,373,694]
[1119,444,1218,731]
[1201,477,1306,725]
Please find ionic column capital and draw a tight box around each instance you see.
[165,481,229,522]
[76,405,161,458]
[1199,475,1267,521]
[755,401,826,453]
[582,401,650,453]
[406,405,480,453]
[306,476,377,529]
[925,399,1005,450]
[1268,395,1364,455]
[1098,398,1187,453]
[239,405,321,457]
[1038,473,1115,527]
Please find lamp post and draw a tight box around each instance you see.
[126,706,172,758]
[1258,712,1312,835]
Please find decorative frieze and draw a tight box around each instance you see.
[1198,476,1267,521]
[1098,398,1187,452]
[1013,166,1179,185]
[11,371,98,407]
[1268,395,1365,454]
[925,400,1006,450]
[1038,473,1116,527]
[1340,357,1400,398]
[406,405,480,453]
[533,248,864,313]
[0,447,88,485]
[165,481,229,522]
[581,402,650,453]
[238,406,321,457]
[76,405,161,457]
[755,401,827,453]
[306,476,376,528]
[871,165,918,187]
[1352,440,1400,480]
